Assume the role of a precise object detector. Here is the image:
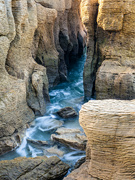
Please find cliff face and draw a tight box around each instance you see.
[0,0,86,155]
[80,100,135,180]
[65,100,135,180]
[82,0,135,100]
[33,0,86,85]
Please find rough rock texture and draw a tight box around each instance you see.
[32,2,59,86]
[33,0,86,85]
[81,0,135,100]
[77,100,135,180]
[64,162,96,180]
[0,156,69,180]
[0,0,86,155]
[46,145,65,157]
[0,0,50,155]
[51,127,87,150]
[57,107,78,118]
[81,0,99,100]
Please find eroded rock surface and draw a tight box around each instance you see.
[64,162,96,180]
[78,100,135,180]
[0,0,49,155]
[51,127,87,150]
[0,0,86,155]
[57,107,78,118]
[0,156,69,180]
[81,0,135,100]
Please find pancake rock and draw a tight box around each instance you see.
[79,100,135,180]
[33,0,86,85]
[0,0,86,155]
[81,0,135,100]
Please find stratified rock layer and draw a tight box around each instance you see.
[81,0,135,100]
[0,156,69,180]
[0,0,86,155]
[51,127,87,150]
[79,100,135,180]
[0,0,49,155]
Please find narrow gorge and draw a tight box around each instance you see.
[0,0,135,180]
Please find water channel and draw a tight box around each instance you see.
[0,52,88,171]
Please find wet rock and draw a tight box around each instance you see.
[56,128,82,135]
[57,107,78,118]
[36,118,64,132]
[51,128,87,150]
[74,157,86,169]
[27,138,48,146]
[46,145,65,157]
[0,156,69,180]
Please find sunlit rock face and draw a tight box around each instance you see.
[82,0,135,100]
[80,100,135,180]
[0,0,35,155]
[0,0,86,155]
[64,100,135,180]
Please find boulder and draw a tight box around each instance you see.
[0,156,69,180]
[51,128,87,150]
[57,107,78,118]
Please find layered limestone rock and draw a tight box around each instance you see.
[6,0,49,115]
[81,0,99,100]
[81,0,135,100]
[0,0,35,155]
[0,0,85,155]
[33,0,86,85]
[32,2,59,86]
[51,128,87,150]
[0,156,69,180]
[72,100,135,180]
[0,0,49,155]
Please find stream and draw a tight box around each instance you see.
[0,52,87,171]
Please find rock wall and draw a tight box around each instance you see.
[0,0,86,155]
[65,100,135,180]
[33,0,86,86]
[82,0,135,100]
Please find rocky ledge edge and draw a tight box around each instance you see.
[0,156,69,180]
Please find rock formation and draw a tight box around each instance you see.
[0,0,49,155]
[65,100,135,180]
[51,127,87,150]
[82,0,135,100]
[0,0,86,155]
[0,156,69,180]
[33,0,86,85]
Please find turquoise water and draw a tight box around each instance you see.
[0,53,87,169]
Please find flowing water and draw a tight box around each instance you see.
[0,53,87,171]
